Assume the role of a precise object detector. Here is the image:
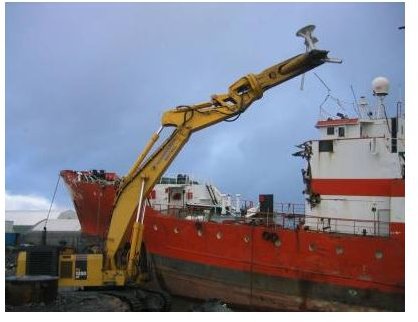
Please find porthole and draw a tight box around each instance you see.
[274,240,282,247]
[375,250,383,260]
[309,243,317,252]
[336,246,344,255]
[153,224,158,231]
[216,231,223,239]
[174,227,180,234]
[243,235,250,243]
[197,230,203,237]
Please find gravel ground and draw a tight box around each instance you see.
[6,247,18,277]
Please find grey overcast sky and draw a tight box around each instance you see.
[5,2,405,210]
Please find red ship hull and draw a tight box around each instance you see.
[143,208,404,311]
[61,170,118,238]
[60,170,405,311]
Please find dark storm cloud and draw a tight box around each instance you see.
[5,2,405,208]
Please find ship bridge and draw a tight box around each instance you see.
[301,82,404,237]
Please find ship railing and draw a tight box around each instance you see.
[157,174,200,185]
[241,210,391,237]
[302,215,390,237]
[151,202,307,226]
[152,202,305,215]
[251,212,305,230]
[151,203,390,237]
[274,202,305,215]
[151,203,217,221]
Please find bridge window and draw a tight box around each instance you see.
[327,126,335,135]
[319,140,333,152]
[172,193,182,200]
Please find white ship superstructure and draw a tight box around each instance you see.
[148,174,240,215]
[301,77,405,236]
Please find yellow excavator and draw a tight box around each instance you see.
[15,25,340,309]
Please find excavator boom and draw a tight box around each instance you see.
[15,26,340,290]
[105,48,334,278]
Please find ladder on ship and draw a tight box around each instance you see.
[206,184,218,205]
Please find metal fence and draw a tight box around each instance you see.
[302,215,390,237]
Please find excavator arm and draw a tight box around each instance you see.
[104,47,335,279]
[15,26,341,292]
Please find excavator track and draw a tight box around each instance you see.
[103,287,171,312]
[141,288,172,312]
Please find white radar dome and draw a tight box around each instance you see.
[372,76,390,96]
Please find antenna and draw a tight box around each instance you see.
[372,76,389,119]
[296,25,342,90]
[395,84,404,118]
[296,25,318,91]
[314,72,331,92]
[297,25,317,90]
[314,73,353,119]
[296,25,318,51]
[296,24,342,63]
[350,85,361,117]
[358,96,371,119]
[314,73,331,118]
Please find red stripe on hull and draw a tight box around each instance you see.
[311,179,405,197]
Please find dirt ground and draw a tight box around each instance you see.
[5,289,232,312]
[5,247,232,312]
